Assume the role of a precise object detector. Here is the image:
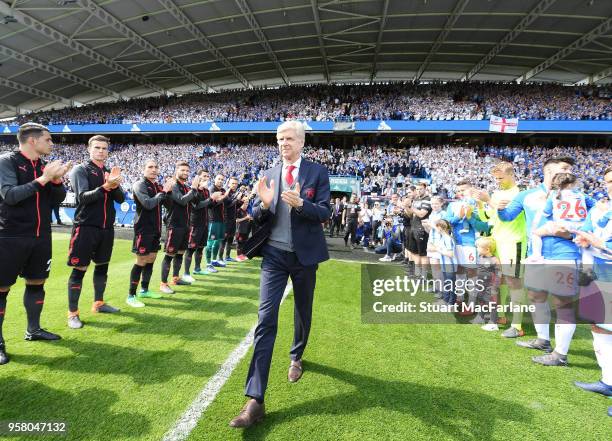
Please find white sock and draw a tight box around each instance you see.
[593,332,612,385]
[533,301,551,341]
[554,323,576,356]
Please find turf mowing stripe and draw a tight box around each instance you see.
[161,283,294,441]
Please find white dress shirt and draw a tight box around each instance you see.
[282,156,302,186]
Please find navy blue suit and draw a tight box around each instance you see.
[245,158,331,401]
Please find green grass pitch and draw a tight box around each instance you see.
[0,234,609,440]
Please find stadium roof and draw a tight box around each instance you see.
[0,0,611,117]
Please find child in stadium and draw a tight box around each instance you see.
[459,192,479,234]
[527,172,595,263]
[445,180,489,313]
[433,219,457,305]
[424,196,445,298]
[472,237,501,330]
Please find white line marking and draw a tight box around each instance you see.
[161,283,293,441]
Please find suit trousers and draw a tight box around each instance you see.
[244,243,317,401]
[331,216,342,236]
[344,219,358,245]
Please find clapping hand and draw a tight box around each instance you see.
[103,166,122,190]
[549,222,569,236]
[56,161,73,180]
[281,182,302,208]
[465,204,474,219]
[162,178,174,193]
[257,176,275,209]
[41,160,72,184]
[473,189,490,203]
[573,230,591,248]
[190,175,201,190]
[573,229,607,250]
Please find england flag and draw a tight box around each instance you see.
[489,115,518,133]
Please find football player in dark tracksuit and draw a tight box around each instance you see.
[0,123,71,365]
[219,176,243,263]
[182,170,213,280]
[66,135,124,329]
[205,174,229,273]
[159,161,200,294]
[343,194,361,248]
[410,184,432,280]
[126,159,173,307]
[235,197,252,261]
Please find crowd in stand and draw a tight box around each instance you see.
[10,82,612,125]
[0,142,608,199]
[305,143,609,198]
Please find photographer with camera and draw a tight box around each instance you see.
[376,216,403,262]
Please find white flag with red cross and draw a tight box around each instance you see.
[489,115,518,133]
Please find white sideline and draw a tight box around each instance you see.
[161,283,294,441]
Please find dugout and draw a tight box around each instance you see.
[329,175,361,200]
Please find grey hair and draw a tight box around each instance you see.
[277,120,306,141]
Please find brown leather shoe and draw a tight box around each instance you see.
[229,399,265,428]
[288,359,303,383]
